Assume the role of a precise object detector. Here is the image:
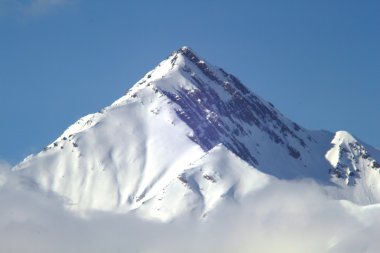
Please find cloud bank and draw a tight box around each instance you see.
[1,161,380,253]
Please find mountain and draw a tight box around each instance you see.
[13,47,380,221]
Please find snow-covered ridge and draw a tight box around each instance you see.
[325,131,380,204]
[13,47,380,220]
[326,131,380,184]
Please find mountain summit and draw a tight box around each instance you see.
[14,47,380,221]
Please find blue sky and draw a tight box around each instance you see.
[0,0,379,164]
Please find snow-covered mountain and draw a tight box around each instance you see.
[13,47,380,221]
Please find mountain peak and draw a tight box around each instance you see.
[14,47,380,220]
[109,47,311,168]
[177,45,195,54]
[175,46,200,61]
[170,46,217,78]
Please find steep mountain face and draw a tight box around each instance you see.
[14,47,380,221]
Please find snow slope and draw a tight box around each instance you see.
[13,47,380,220]
[136,144,271,221]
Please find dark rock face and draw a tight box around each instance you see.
[288,145,301,159]
[157,48,308,166]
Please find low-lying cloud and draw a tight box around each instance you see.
[1,162,380,253]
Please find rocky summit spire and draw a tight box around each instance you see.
[176,46,200,61]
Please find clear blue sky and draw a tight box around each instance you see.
[1,0,379,164]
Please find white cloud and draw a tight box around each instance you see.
[0,161,10,188]
[0,160,10,169]
[0,0,73,16]
[1,167,380,253]
[25,0,70,15]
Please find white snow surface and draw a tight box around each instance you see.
[13,47,380,221]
